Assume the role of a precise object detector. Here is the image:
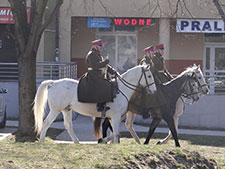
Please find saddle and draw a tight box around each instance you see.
[128,85,166,115]
[77,73,118,103]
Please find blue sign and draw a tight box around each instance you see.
[88,17,111,28]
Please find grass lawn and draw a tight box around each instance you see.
[0,131,224,169]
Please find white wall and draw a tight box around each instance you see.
[179,95,225,129]
[135,95,225,130]
[2,81,225,129]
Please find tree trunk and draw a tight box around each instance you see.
[17,52,36,138]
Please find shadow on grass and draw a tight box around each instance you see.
[13,128,64,142]
[120,131,225,147]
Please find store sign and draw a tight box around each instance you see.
[176,19,225,33]
[114,18,151,26]
[0,7,30,24]
[88,17,111,28]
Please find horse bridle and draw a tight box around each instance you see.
[192,70,208,94]
[181,75,200,102]
[116,66,155,102]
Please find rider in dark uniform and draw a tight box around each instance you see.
[138,46,155,119]
[152,44,173,84]
[140,46,154,67]
[137,46,166,119]
[85,39,116,112]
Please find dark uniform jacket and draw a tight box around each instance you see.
[139,55,153,68]
[78,48,115,103]
[152,52,173,84]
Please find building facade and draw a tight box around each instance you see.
[59,0,225,95]
[0,0,225,129]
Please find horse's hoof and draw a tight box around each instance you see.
[156,141,161,145]
[144,141,148,145]
[176,144,181,147]
[98,138,103,143]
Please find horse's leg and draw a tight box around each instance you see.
[99,118,114,144]
[144,117,161,144]
[157,98,184,145]
[102,118,113,138]
[125,111,141,144]
[40,110,59,142]
[164,116,180,147]
[111,115,121,143]
[157,115,179,145]
[100,114,124,144]
[62,110,79,143]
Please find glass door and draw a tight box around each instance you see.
[204,44,225,94]
[97,33,137,74]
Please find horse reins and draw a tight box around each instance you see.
[193,71,208,92]
[180,75,200,103]
[116,67,155,102]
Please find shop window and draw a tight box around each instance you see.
[0,24,17,62]
[205,33,225,43]
[98,25,135,32]
[97,34,137,74]
[204,46,225,94]
[115,25,135,32]
[98,27,113,32]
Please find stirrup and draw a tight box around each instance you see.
[97,104,110,112]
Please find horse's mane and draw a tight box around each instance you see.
[164,65,197,85]
[176,65,197,78]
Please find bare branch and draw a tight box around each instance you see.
[182,0,194,18]
[91,0,95,16]
[38,0,63,37]
[30,0,37,26]
[98,0,114,16]
[172,0,181,18]
[156,0,163,17]
[213,0,225,23]
[25,0,48,58]
[34,0,63,53]
[8,0,28,55]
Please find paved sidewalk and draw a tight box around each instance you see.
[1,114,225,143]
[0,127,17,141]
[53,115,225,143]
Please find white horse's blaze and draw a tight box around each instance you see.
[33,65,156,143]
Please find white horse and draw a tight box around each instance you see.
[33,65,157,143]
[124,64,209,145]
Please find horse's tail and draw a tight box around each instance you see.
[94,117,102,139]
[33,80,53,135]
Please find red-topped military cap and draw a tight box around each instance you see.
[144,46,154,52]
[155,44,164,50]
[92,39,103,47]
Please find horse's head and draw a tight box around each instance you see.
[192,64,210,95]
[182,76,200,102]
[138,65,157,94]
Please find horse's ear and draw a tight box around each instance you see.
[193,63,196,67]
[197,65,200,69]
